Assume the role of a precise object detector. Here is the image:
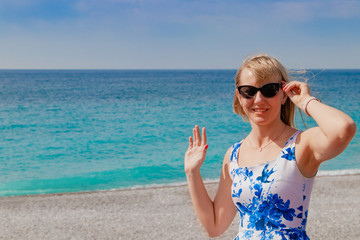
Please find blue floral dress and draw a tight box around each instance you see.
[229,131,315,240]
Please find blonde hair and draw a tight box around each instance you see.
[233,54,296,127]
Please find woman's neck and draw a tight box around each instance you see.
[248,121,287,146]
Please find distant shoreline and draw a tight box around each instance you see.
[1,68,360,71]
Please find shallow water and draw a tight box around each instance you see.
[0,69,359,196]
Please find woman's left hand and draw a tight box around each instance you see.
[282,81,311,111]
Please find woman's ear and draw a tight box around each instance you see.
[281,90,288,105]
[236,89,242,105]
[281,81,288,105]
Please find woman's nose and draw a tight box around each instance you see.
[253,91,265,103]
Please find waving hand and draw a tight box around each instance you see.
[184,125,208,174]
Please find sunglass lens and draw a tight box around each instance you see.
[261,84,280,98]
[240,86,257,99]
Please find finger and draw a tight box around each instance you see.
[193,127,197,145]
[201,127,207,146]
[282,82,296,92]
[202,144,209,159]
[283,83,301,96]
[284,81,307,92]
[286,91,295,99]
[188,136,193,149]
[284,86,295,98]
[299,82,311,96]
[195,125,201,146]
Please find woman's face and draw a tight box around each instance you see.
[236,68,287,126]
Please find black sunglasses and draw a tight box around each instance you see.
[237,83,281,99]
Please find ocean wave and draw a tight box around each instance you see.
[317,169,360,176]
[110,169,360,192]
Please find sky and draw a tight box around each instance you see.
[0,0,359,69]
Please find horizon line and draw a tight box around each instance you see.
[1,68,359,71]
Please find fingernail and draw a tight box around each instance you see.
[205,145,208,149]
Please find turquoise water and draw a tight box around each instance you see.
[0,69,359,197]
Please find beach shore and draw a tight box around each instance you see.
[1,174,359,240]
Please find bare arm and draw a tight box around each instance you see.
[184,125,237,237]
[283,81,357,177]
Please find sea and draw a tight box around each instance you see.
[0,69,359,197]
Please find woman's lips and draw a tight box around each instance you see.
[253,108,268,113]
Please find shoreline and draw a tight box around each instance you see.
[1,174,359,239]
[2,169,360,199]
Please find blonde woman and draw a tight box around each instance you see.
[184,54,356,239]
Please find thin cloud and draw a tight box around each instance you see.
[0,0,359,69]
[271,0,360,22]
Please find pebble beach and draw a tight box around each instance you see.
[1,174,359,240]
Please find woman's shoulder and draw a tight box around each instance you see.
[224,139,244,165]
[224,146,233,163]
[223,141,240,165]
[232,139,244,149]
[287,128,302,143]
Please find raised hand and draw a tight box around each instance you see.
[184,125,208,174]
[282,81,311,111]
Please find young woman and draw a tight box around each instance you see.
[184,54,356,239]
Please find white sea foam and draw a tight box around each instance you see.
[317,169,360,176]
[113,168,360,192]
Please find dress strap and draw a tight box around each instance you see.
[230,141,242,163]
[284,130,302,148]
[229,140,243,180]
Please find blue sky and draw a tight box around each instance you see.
[0,0,359,69]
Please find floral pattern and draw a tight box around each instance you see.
[230,131,315,240]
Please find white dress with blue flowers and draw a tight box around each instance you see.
[230,131,315,240]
